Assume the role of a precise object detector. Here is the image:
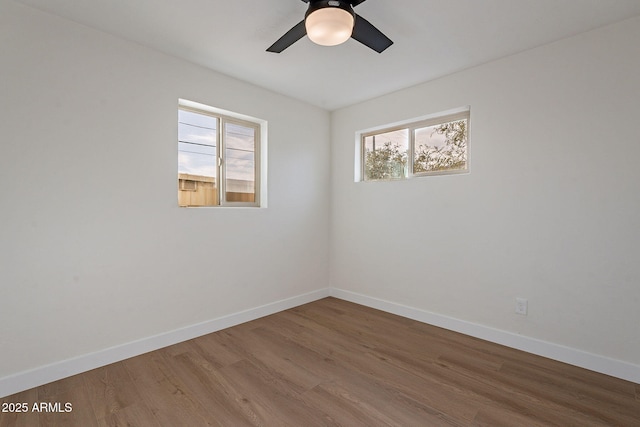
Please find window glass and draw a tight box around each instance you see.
[224,122,256,203]
[363,129,408,181]
[414,119,468,174]
[178,109,218,206]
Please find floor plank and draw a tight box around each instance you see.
[123,351,223,427]
[161,349,256,426]
[95,403,162,427]
[0,388,39,427]
[1,297,638,426]
[38,383,97,427]
[82,363,141,421]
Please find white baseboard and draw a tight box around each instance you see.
[2,286,637,398]
[330,288,640,384]
[0,288,331,398]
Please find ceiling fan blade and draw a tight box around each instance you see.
[267,20,307,53]
[351,13,393,53]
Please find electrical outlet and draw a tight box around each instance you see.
[515,298,528,315]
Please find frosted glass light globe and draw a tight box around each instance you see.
[305,8,354,46]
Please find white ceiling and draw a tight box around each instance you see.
[14,0,640,110]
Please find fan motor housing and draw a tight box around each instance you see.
[305,0,355,20]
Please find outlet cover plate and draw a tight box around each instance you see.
[515,297,528,315]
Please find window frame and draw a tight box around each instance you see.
[359,109,470,182]
[178,101,263,208]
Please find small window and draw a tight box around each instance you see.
[360,109,469,181]
[178,101,263,207]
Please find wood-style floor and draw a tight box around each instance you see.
[1,297,639,426]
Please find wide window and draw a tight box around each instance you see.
[178,101,262,207]
[361,110,469,181]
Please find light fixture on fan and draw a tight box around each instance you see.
[305,2,355,46]
[267,0,393,54]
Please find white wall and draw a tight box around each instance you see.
[330,17,640,367]
[2,0,639,393]
[0,1,330,379]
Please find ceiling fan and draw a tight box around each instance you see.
[267,0,393,53]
